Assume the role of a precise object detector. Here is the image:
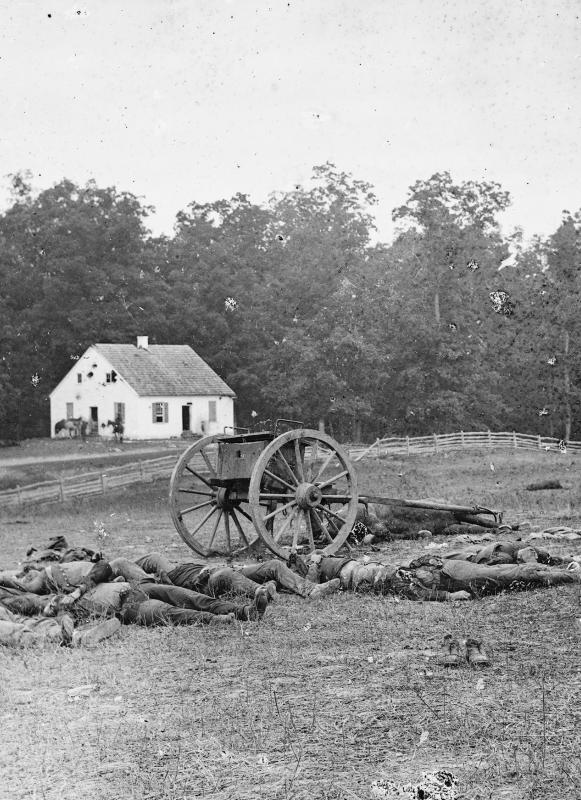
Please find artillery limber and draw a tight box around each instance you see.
[169,422,501,559]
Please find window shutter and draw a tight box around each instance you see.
[164,403,169,423]
[152,404,157,423]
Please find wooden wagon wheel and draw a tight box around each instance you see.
[248,429,359,557]
[169,435,259,558]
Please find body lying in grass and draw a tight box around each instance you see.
[0,557,274,643]
[0,603,121,648]
[304,541,580,600]
[134,552,341,602]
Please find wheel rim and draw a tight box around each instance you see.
[248,429,358,557]
[169,434,259,558]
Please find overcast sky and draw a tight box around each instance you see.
[1,0,580,242]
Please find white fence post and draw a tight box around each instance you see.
[406,436,410,456]
[461,430,465,447]
[433,433,438,454]
[513,431,517,448]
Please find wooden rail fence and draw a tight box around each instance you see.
[0,454,180,509]
[349,430,581,461]
[0,430,578,509]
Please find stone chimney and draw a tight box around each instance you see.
[137,335,149,350]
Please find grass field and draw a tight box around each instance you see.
[0,436,188,491]
[0,448,580,800]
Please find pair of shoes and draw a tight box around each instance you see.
[439,635,491,667]
[308,577,341,600]
[71,617,121,647]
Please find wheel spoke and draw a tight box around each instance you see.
[320,494,353,502]
[305,440,319,481]
[180,499,214,516]
[276,451,299,486]
[311,508,333,543]
[313,448,337,483]
[258,492,296,500]
[263,469,297,493]
[291,511,300,553]
[224,512,232,553]
[236,506,253,523]
[273,506,298,543]
[319,505,347,525]
[187,505,219,538]
[231,508,251,547]
[294,439,305,482]
[179,488,215,497]
[305,510,315,550]
[207,508,224,552]
[263,499,296,523]
[317,469,348,490]
[185,465,213,488]
[200,449,217,479]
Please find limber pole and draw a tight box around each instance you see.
[359,494,500,519]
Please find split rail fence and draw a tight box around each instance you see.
[349,430,581,461]
[0,430,579,510]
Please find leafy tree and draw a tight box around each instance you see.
[254,164,382,436]
[383,172,512,432]
[0,175,154,434]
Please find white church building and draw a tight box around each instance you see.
[50,336,236,440]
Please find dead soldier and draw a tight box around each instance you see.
[302,542,581,600]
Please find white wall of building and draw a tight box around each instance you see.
[135,395,234,439]
[50,347,234,440]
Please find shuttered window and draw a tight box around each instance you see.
[152,402,168,423]
[66,403,74,419]
[208,400,217,422]
[114,402,125,422]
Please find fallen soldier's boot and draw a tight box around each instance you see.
[208,613,235,625]
[241,585,271,621]
[59,613,75,646]
[308,578,341,600]
[254,585,270,617]
[438,634,462,667]
[72,617,121,647]
[305,553,323,583]
[465,638,491,666]
[263,580,278,602]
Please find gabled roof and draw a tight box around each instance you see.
[93,344,236,397]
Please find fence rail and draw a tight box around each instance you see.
[0,430,578,509]
[350,430,581,460]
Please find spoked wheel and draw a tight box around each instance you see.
[169,435,259,558]
[248,429,358,558]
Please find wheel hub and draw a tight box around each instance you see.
[295,482,322,509]
[215,488,232,509]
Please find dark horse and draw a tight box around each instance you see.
[107,418,124,443]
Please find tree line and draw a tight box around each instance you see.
[0,165,579,442]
